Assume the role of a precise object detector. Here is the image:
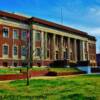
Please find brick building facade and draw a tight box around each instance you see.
[0,11,97,67]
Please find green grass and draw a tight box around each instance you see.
[0,67,80,75]
[0,74,100,100]
[0,68,20,75]
[49,68,80,72]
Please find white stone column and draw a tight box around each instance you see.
[41,31,44,60]
[33,30,36,60]
[44,32,47,59]
[53,34,56,60]
[80,40,83,61]
[87,42,89,60]
[82,41,86,61]
[80,40,85,61]
[65,37,70,68]
[61,36,63,59]
[67,37,70,60]
[74,39,77,62]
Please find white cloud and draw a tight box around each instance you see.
[89,7,100,16]
[85,27,100,36]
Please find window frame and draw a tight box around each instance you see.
[21,30,27,40]
[3,44,9,55]
[3,27,9,38]
[21,46,27,57]
[13,45,18,56]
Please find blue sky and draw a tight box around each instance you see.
[0,0,100,53]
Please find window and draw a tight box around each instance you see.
[35,31,41,41]
[21,31,27,40]
[63,52,67,59]
[3,45,8,55]
[13,29,18,39]
[36,48,41,57]
[13,46,18,55]
[21,47,26,56]
[3,27,9,38]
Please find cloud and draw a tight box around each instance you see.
[89,7,100,16]
[84,27,100,36]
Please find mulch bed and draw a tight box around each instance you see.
[45,71,86,76]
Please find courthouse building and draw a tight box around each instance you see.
[0,11,96,67]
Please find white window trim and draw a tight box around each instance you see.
[21,46,26,56]
[3,27,9,38]
[2,44,9,57]
[13,29,19,39]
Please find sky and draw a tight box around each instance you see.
[0,0,100,53]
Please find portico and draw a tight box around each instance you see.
[31,22,96,67]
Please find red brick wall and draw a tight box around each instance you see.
[32,60,53,66]
[0,24,29,66]
[88,43,96,66]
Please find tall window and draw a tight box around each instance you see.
[21,31,27,40]
[35,31,41,41]
[3,27,9,38]
[3,45,8,55]
[21,47,26,56]
[13,46,18,56]
[36,48,41,57]
[63,52,67,59]
[13,29,18,39]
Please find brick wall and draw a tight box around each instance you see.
[0,24,29,66]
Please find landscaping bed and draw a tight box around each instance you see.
[0,67,85,81]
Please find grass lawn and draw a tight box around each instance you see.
[0,67,80,75]
[49,68,80,72]
[0,74,100,100]
[0,68,20,74]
